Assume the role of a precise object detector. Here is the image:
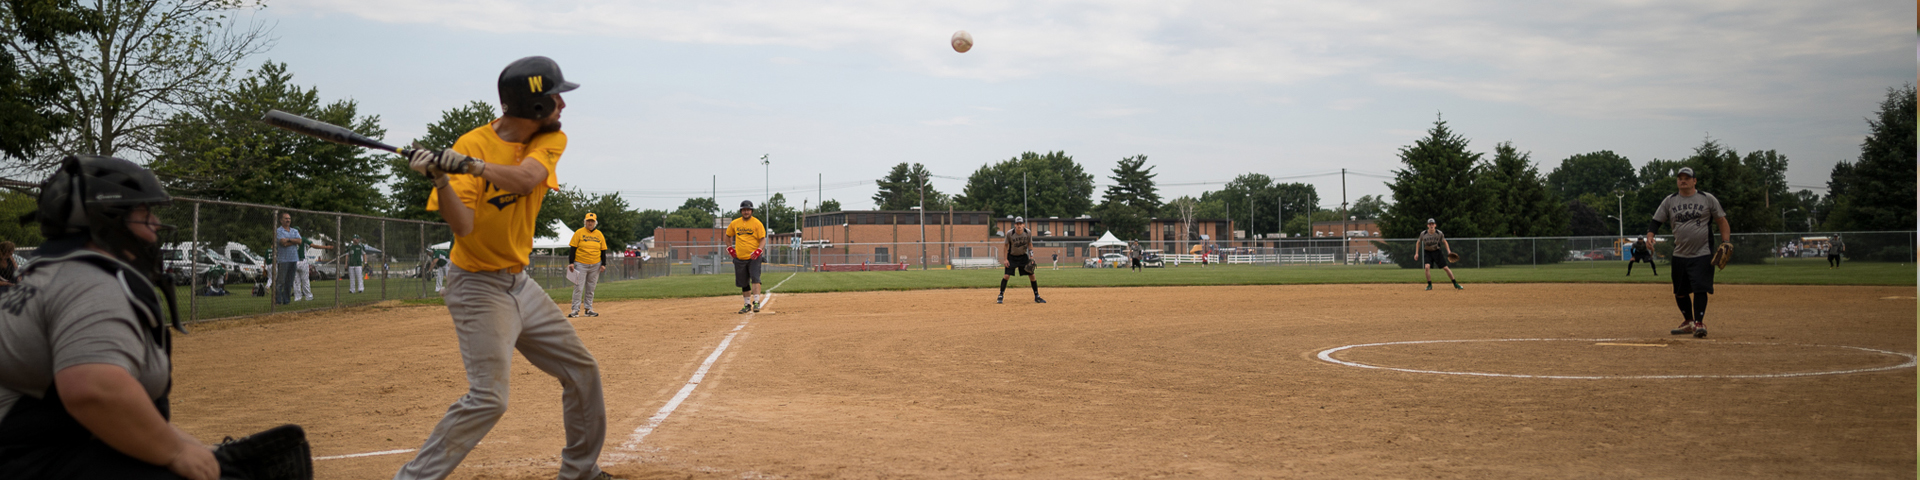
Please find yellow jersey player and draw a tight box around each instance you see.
[402,56,613,480]
[568,212,607,318]
[727,201,767,313]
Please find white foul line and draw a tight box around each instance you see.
[1316,338,1917,380]
[315,448,416,461]
[620,271,798,451]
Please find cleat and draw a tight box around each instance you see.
[1034,297,1047,304]
[1453,283,1463,290]
[567,311,580,318]
[1669,321,1695,335]
[585,310,599,317]
[751,301,762,313]
[1692,322,1707,338]
[1426,284,1433,291]
[996,295,1003,304]
[738,304,751,314]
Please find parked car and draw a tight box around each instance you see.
[1140,249,1164,268]
[1101,253,1129,267]
[161,243,246,285]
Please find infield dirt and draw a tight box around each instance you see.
[170,283,1916,479]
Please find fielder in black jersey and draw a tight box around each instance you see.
[1626,238,1657,276]
[998,217,1045,304]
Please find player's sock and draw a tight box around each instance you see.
[1674,294,1694,321]
[1692,292,1708,323]
[999,279,1008,294]
[1029,280,1039,296]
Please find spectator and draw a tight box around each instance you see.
[273,213,300,304]
[0,241,16,294]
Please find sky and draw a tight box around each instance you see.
[241,0,1913,217]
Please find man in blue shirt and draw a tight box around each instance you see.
[273,213,301,304]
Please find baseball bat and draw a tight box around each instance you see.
[259,109,419,156]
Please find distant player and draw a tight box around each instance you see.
[998,217,1045,304]
[1416,218,1462,290]
[345,234,368,293]
[568,212,606,317]
[1129,240,1142,271]
[1649,167,1730,339]
[1828,234,1845,268]
[1626,238,1657,276]
[402,55,612,480]
[727,201,767,314]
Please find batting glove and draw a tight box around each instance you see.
[727,246,737,258]
[407,148,444,177]
[751,248,763,259]
[432,149,487,176]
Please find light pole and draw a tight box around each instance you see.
[1614,191,1625,240]
[919,173,927,271]
[760,154,770,224]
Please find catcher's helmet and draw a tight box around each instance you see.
[498,56,579,120]
[739,200,755,210]
[32,155,174,275]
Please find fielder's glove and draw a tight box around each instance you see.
[1710,242,1733,271]
[214,424,313,480]
[1446,252,1460,263]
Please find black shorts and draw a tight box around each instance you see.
[1422,250,1447,268]
[1005,256,1034,276]
[733,257,762,289]
[1669,255,1714,295]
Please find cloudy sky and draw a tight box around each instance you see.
[250,0,1912,215]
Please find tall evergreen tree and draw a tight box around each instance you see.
[1475,142,1569,266]
[1093,155,1161,240]
[384,101,495,221]
[1823,84,1916,261]
[873,162,948,211]
[954,151,1095,219]
[1379,116,1483,267]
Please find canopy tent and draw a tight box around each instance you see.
[1088,231,1129,248]
[430,220,573,251]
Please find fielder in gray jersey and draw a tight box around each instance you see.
[1647,167,1729,339]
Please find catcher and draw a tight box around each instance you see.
[997,217,1046,304]
[0,156,311,480]
[1415,218,1463,290]
[1648,167,1731,339]
[1625,238,1657,276]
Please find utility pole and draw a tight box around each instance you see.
[1022,172,1028,220]
[760,154,770,224]
[919,173,927,270]
[1615,191,1625,240]
[1340,168,1348,265]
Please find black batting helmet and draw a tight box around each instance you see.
[739,200,755,210]
[498,56,579,120]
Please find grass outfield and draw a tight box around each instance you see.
[522,257,1915,303]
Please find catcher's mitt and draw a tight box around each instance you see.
[1446,252,1461,263]
[1710,242,1733,271]
[215,424,313,480]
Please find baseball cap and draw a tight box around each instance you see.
[1014,216,1025,223]
[1677,167,1695,178]
[1426,218,1436,224]
[584,212,597,221]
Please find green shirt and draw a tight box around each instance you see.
[346,243,366,267]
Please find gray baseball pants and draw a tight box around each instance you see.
[570,262,600,313]
[394,266,608,480]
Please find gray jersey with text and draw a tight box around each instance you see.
[0,261,171,419]
[1652,191,1726,258]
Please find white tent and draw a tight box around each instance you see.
[1088,231,1128,248]
[430,220,573,250]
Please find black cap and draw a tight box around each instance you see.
[498,56,579,120]
[739,200,755,210]
[1426,218,1436,224]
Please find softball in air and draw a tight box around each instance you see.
[951,30,973,53]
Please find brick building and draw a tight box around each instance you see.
[990,216,1109,261]
[1310,219,1381,256]
[1145,218,1236,253]
[802,210,997,265]
[649,227,726,260]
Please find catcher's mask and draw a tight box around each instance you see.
[29,155,181,330]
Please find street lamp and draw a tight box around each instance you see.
[759,154,770,224]
[1614,191,1625,240]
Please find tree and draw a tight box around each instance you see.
[873,162,949,211]
[1474,141,1569,266]
[1823,84,1916,261]
[1093,155,1162,240]
[384,101,494,221]
[761,192,797,234]
[538,186,640,251]
[679,197,720,218]
[1349,195,1388,220]
[0,0,99,165]
[1378,116,1484,268]
[664,197,718,228]
[1545,151,1638,203]
[1,0,269,172]
[1191,174,1319,239]
[633,208,668,241]
[1567,199,1610,236]
[1167,196,1199,247]
[0,189,43,245]
[150,62,389,214]
[815,199,842,213]
[953,151,1095,219]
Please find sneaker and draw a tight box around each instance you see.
[585,310,599,317]
[1034,296,1047,304]
[1453,283,1463,290]
[1692,322,1707,338]
[738,304,752,314]
[1426,284,1433,291]
[751,301,762,313]
[1669,321,1695,335]
[568,311,580,318]
[996,295,1003,304]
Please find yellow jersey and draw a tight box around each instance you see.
[569,227,606,265]
[426,121,565,271]
[727,216,766,260]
